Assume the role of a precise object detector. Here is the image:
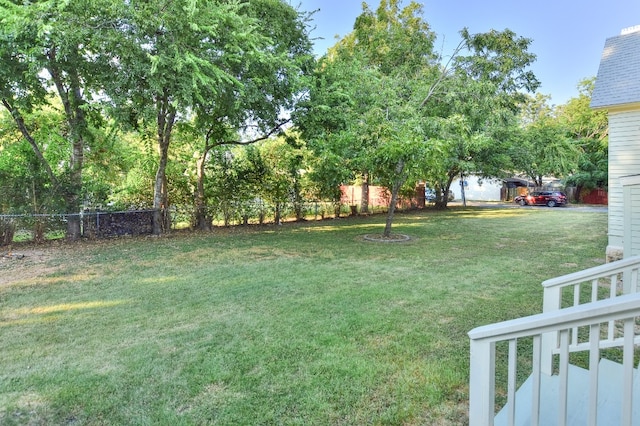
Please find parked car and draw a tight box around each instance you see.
[514,191,567,207]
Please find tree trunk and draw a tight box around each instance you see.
[293,179,304,221]
[195,153,212,230]
[361,172,370,214]
[383,160,406,237]
[34,220,45,244]
[434,174,456,210]
[0,219,15,246]
[153,91,176,235]
[460,172,467,207]
[274,203,281,224]
[574,184,583,203]
[383,186,399,237]
[153,154,168,235]
[49,57,87,240]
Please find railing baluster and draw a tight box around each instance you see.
[588,323,600,426]
[559,330,570,426]
[609,273,618,341]
[622,318,635,426]
[468,339,496,426]
[591,278,599,302]
[572,286,580,346]
[531,335,542,426]
[542,285,562,375]
[507,339,517,426]
[623,267,632,294]
[611,272,619,298]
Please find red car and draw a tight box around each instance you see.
[514,191,567,207]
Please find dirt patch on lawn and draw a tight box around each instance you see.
[0,246,62,289]
[362,233,412,242]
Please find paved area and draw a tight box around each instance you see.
[448,200,608,213]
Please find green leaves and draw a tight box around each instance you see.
[510,93,584,185]
[0,0,313,230]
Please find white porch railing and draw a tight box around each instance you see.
[541,255,640,374]
[468,256,640,426]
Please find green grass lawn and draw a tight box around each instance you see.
[0,207,607,425]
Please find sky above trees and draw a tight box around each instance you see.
[294,0,640,105]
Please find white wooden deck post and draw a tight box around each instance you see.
[469,338,496,426]
[541,286,561,375]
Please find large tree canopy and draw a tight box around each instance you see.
[296,0,539,235]
[296,0,438,236]
[0,0,313,236]
[416,27,539,207]
[101,0,312,233]
[511,93,581,187]
[556,79,608,199]
[0,0,121,238]
[1,0,608,245]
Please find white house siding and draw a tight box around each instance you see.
[629,186,640,257]
[621,175,640,257]
[451,176,502,201]
[608,110,640,259]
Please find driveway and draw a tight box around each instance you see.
[449,200,608,213]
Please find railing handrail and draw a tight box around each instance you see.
[541,255,640,289]
[469,292,640,425]
[468,292,640,343]
[470,258,640,425]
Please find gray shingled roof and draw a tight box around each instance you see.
[591,30,640,109]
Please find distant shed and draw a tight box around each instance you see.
[591,26,640,260]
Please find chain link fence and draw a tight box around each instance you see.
[0,197,400,245]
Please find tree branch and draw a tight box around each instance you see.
[213,118,292,147]
[419,38,467,109]
[1,98,59,189]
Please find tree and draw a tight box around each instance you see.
[104,0,312,234]
[298,0,539,236]
[101,0,257,234]
[295,55,376,212]
[0,108,54,244]
[418,28,540,208]
[257,136,308,224]
[0,0,118,239]
[512,94,581,186]
[558,78,608,200]
[297,0,438,237]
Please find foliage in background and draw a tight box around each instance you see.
[297,0,438,236]
[0,0,123,238]
[0,0,611,243]
[297,0,540,236]
[99,0,313,234]
[416,28,540,207]
[513,93,581,186]
[560,78,609,199]
[0,0,313,236]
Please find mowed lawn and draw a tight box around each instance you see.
[0,207,607,425]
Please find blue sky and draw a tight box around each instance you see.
[292,0,640,105]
